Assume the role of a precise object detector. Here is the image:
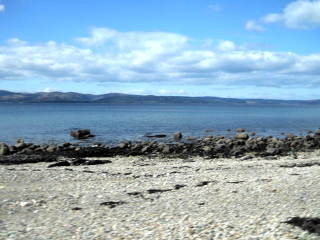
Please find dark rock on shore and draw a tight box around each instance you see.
[173,132,183,141]
[235,133,249,140]
[70,129,95,139]
[0,143,9,155]
[2,128,320,165]
[236,128,246,133]
[144,133,167,138]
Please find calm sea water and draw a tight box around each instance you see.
[1,103,320,144]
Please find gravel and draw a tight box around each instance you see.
[0,152,320,239]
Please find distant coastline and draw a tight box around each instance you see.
[1,90,320,105]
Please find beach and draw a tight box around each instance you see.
[1,151,319,239]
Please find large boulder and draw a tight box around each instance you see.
[173,131,183,141]
[70,129,95,139]
[0,143,9,155]
[236,128,246,133]
[235,133,249,140]
[15,139,27,149]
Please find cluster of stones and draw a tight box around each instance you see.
[1,129,320,160]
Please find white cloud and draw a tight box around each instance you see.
[159,89,185,95]
[245,20,265,32]
[76,27,189,54]
[1,27,320,89]
[262,13,283,23]
[217,40,236,51]
[0,4,5,12]
[262,0,320,29]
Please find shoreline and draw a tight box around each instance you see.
[1,130,320,239]
[1,129,320,165]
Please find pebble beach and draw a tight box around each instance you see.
[1,151,319,239]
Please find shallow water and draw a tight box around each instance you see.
[0,103,320,144]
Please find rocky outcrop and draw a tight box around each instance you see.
[70,129,95,139]
[173,132,183,141]
[0,143,9,155]
[2,128,320,165]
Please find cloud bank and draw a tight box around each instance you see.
[262,0,320,29]
[1,27,320,88]
[0,4,5,12]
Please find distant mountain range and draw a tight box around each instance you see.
[0,90,320,105]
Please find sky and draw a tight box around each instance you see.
[0,0,320,99]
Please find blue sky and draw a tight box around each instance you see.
[0,0,320,99]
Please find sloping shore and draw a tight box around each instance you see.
[1,152,319,239]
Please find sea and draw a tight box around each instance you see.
[1,103,320,145]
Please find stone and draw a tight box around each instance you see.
[62,142,71,147]
[266,147,279,155]
[187,136,197,141]
[235,133,249,140]
[15,139,27,149]
[173,131,183,141]
[70,129,95,139]
[202,146,212,153]
[19,148,34,154]
[141,146,149,153]
[236,128,246,133]
[286,133,295,139]
[0,143,9,155]
[145,133,167,138]
[46,146,57,153]
[20,201,32,207]
[162,145,171,154]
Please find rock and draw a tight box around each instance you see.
[141,146,150,154]
[15,139,27,149]
[202,146,213,153]
[0,143,9,155]
[19,148,34,154]
[315,129,320,136]
[20,201,32,207]
[305,134,314,141]
[62,142,71,147]
[162,145,171,154]
[236,128,246,133]
[34,147,44,152]
[266,147,280,155]
[235,133,249,140]
[70,129,95,139]
[286,133,295,139]
[173,131,183,141]
[16,138,24,144]
[118,143,128,149]
[46,146,57,153]
[187,136,197,141]
[202,137,213,143]
[8,145,16,153]
[250,132,256,136]
[145,133,167,138]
